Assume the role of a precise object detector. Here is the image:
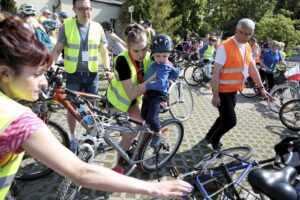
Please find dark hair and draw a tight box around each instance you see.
[101,21,113,32]
[73,0,87,6]
[124,23,147,46]
[0,14,52,76]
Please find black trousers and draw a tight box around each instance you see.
[141,90,168,133]
[206,92,237,144]
[259,69,275,91]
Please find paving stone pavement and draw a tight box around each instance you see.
[13,83,298,200]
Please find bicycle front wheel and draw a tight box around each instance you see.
[279,99,300,131]
[268,84,298,113]
[16,121,70,180]
[194,146,253,170]
[168,81,194,122]
[183,64,203,86]
[139,119,184,173]
[239,77,260,98]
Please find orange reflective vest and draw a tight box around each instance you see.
[251,43,260,64]
[219,38,252,92]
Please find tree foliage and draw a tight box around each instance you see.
[119,0,148,24]
[171,0,207,38]
[148,0,181,39]
[274,0,300,19]
[119,0,300,50]
[0,0,17,13]
[203,0,276,38]
[256,12,300,55]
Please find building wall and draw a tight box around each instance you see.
[15,0,124,37]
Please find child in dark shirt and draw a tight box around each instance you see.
[141,34,179,148]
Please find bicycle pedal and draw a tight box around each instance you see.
[169,166,179,178]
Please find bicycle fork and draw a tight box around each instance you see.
[177,78,185,103]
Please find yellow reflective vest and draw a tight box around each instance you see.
[0,92,28,198]
[64,19,104,73]
[107,51,151,112]
[203,45,215,60]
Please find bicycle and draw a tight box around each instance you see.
[279,98,300,131]
[267,77,300,113]
[169,146,276,200]
[239,76,260,98]
[53,88,184,199]
[168,75,194,122]
[183,61,211,87]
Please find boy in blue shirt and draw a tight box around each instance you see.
[141,34,180,149]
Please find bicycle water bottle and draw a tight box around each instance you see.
[77,105,93,125]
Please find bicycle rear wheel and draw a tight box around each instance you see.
[139,119,184,173]
[16,121,70,180]
[279,99,300,131]
[168,81,194,122]
[183,64,203,86]
[194,146,253,170]
[268,84,298,113]
[239,77,260,98]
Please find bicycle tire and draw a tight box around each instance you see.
[138,119,184,173]
[239,77,260,98]
[15,121,70,181]
[183,64,203,86]
[54,148,92,200]
[168,81,194,122]
[268,84,299,113]
[194,146,253,170]
[279,99,300,131]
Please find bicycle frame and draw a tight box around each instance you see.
[48,81,166,177]
[177,150,274,200]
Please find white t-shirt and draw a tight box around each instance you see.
[215,36,253,66]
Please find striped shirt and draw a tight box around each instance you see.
[0,112,44,159]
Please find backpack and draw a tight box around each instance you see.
[35,27,53,50]
[274,137,300,172]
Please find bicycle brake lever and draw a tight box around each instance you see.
[39,88,50,100]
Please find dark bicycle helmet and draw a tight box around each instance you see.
[101,21,113,31]
[59,11,68,19]
[18,3,37,16]
[42,19,59,32]
[151,34,173,53]
[142,19,152,27]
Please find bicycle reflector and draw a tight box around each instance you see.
[162,127,169,134]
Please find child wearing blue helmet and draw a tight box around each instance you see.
[141,34,180,149]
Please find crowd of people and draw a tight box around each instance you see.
[0,0,193,198]
[0,0,292,198]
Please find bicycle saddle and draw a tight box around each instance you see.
[248,166,299,200]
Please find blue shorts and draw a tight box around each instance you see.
[66,72,99,99]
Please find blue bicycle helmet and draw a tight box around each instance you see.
[151,34,173,53]
[42,19,59,32]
